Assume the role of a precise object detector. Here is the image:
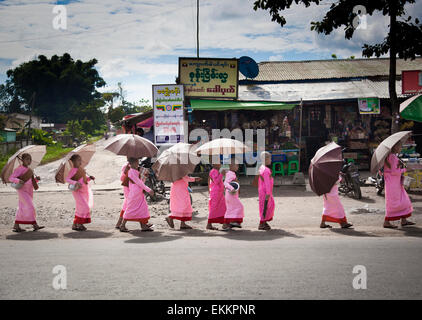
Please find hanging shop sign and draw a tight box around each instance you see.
[358,97,380,114]
[179,57,238,99]
[152,84,185,146]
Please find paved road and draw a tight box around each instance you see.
[1,236,421,300]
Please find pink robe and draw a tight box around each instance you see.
[170,176,195,221]
[123,168,152,223]
[384,154,413,221]
[322,178,347,224]
[258,165,275,223]
[9,166,38,224]
[208,169,226,224]
[120,163,130,217]
[66,168,93,224]
[224,170,244,223]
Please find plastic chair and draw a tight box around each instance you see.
[287,160,299,175]
[272,162,285,176]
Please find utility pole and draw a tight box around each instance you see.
[28,92,36,143]
[197,0,199,58]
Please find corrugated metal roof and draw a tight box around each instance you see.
[238,79,406,102]
[239,57,422,81]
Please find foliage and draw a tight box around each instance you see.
[64,120,82,139]
[5,53,106,124]
[31,128,54,146]
[81,119,94,135]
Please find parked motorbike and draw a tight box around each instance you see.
[369,169,384,195]
[338,157,362,199]
[139,157,166,202]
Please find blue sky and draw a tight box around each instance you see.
[0,0,421,103]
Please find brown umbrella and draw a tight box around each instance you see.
[104,134,158,158]
[152,143,200,182]
[55,144,96,184]
[1,145,46,184]
[195,138,250,155]
[308,142,343,196]
[370,131,412,174]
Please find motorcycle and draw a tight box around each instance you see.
[370,169,384,195]
[139,157,166,202]
[338,157,362,200]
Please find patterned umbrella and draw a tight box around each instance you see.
[152,143,200,182]
[104,134,158,158]
[370,131,412,174]
[0,145,46,184]
[55,144,96,184]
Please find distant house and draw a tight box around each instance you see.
[0,128,17,142]
[6,113,42,130]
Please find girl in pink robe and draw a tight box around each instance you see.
[120,158,154,232]
[116,161,130,229]
[320,177,352,229]
[383,146,415,228]
[166,175,201,230]
[9,153,44,232]
[207,164,226,230]
[258,152,275,230]
[66,154,95,231]
[223,164,244,230]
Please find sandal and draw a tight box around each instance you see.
[320,224,332,229]
[401,221,416,227]
[180,225,193,230]
[12,228,26,233]
[383,224,398,229]
[341,223,353,229]
[120,227,130,233]
[165,217,174,229]
[33,226,45,231]
[141,227,154,232]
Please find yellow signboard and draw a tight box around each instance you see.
[179,57,238,99]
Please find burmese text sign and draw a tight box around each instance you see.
[179,57,238,99]
[153,85,185,146]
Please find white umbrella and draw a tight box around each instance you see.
[195,138,249,155]
[370,131,412,174]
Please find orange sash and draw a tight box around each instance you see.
[251,174,264,188]
[18,167,39,190]
[71,167,88,184]
[121,165,131,187]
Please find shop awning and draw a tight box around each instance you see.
[190,99,297,111]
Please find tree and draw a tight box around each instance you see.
[65,120,82,139]
[5,53,106,124]
[81,119,94,135]
[254,0,422,133]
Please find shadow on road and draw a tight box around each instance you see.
[398,226,422,238]
[124,231,182,244]
[6,231,59,241]
[63,230,113,239]
[352,197,377,204]
[220,228,303,240]
[329,228,378,237]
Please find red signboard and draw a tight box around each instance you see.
[402,70,422,94]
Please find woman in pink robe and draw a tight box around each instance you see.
[207,164,226,230]
[258,152,275,230]
[116,161,130,229]
[383,143,415,228]
[120,158,154,232]
[66,154,95,231]
[9,153,44,232]
[166,175,201,229]
[320,176,352,229]
[223,163,244,230]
